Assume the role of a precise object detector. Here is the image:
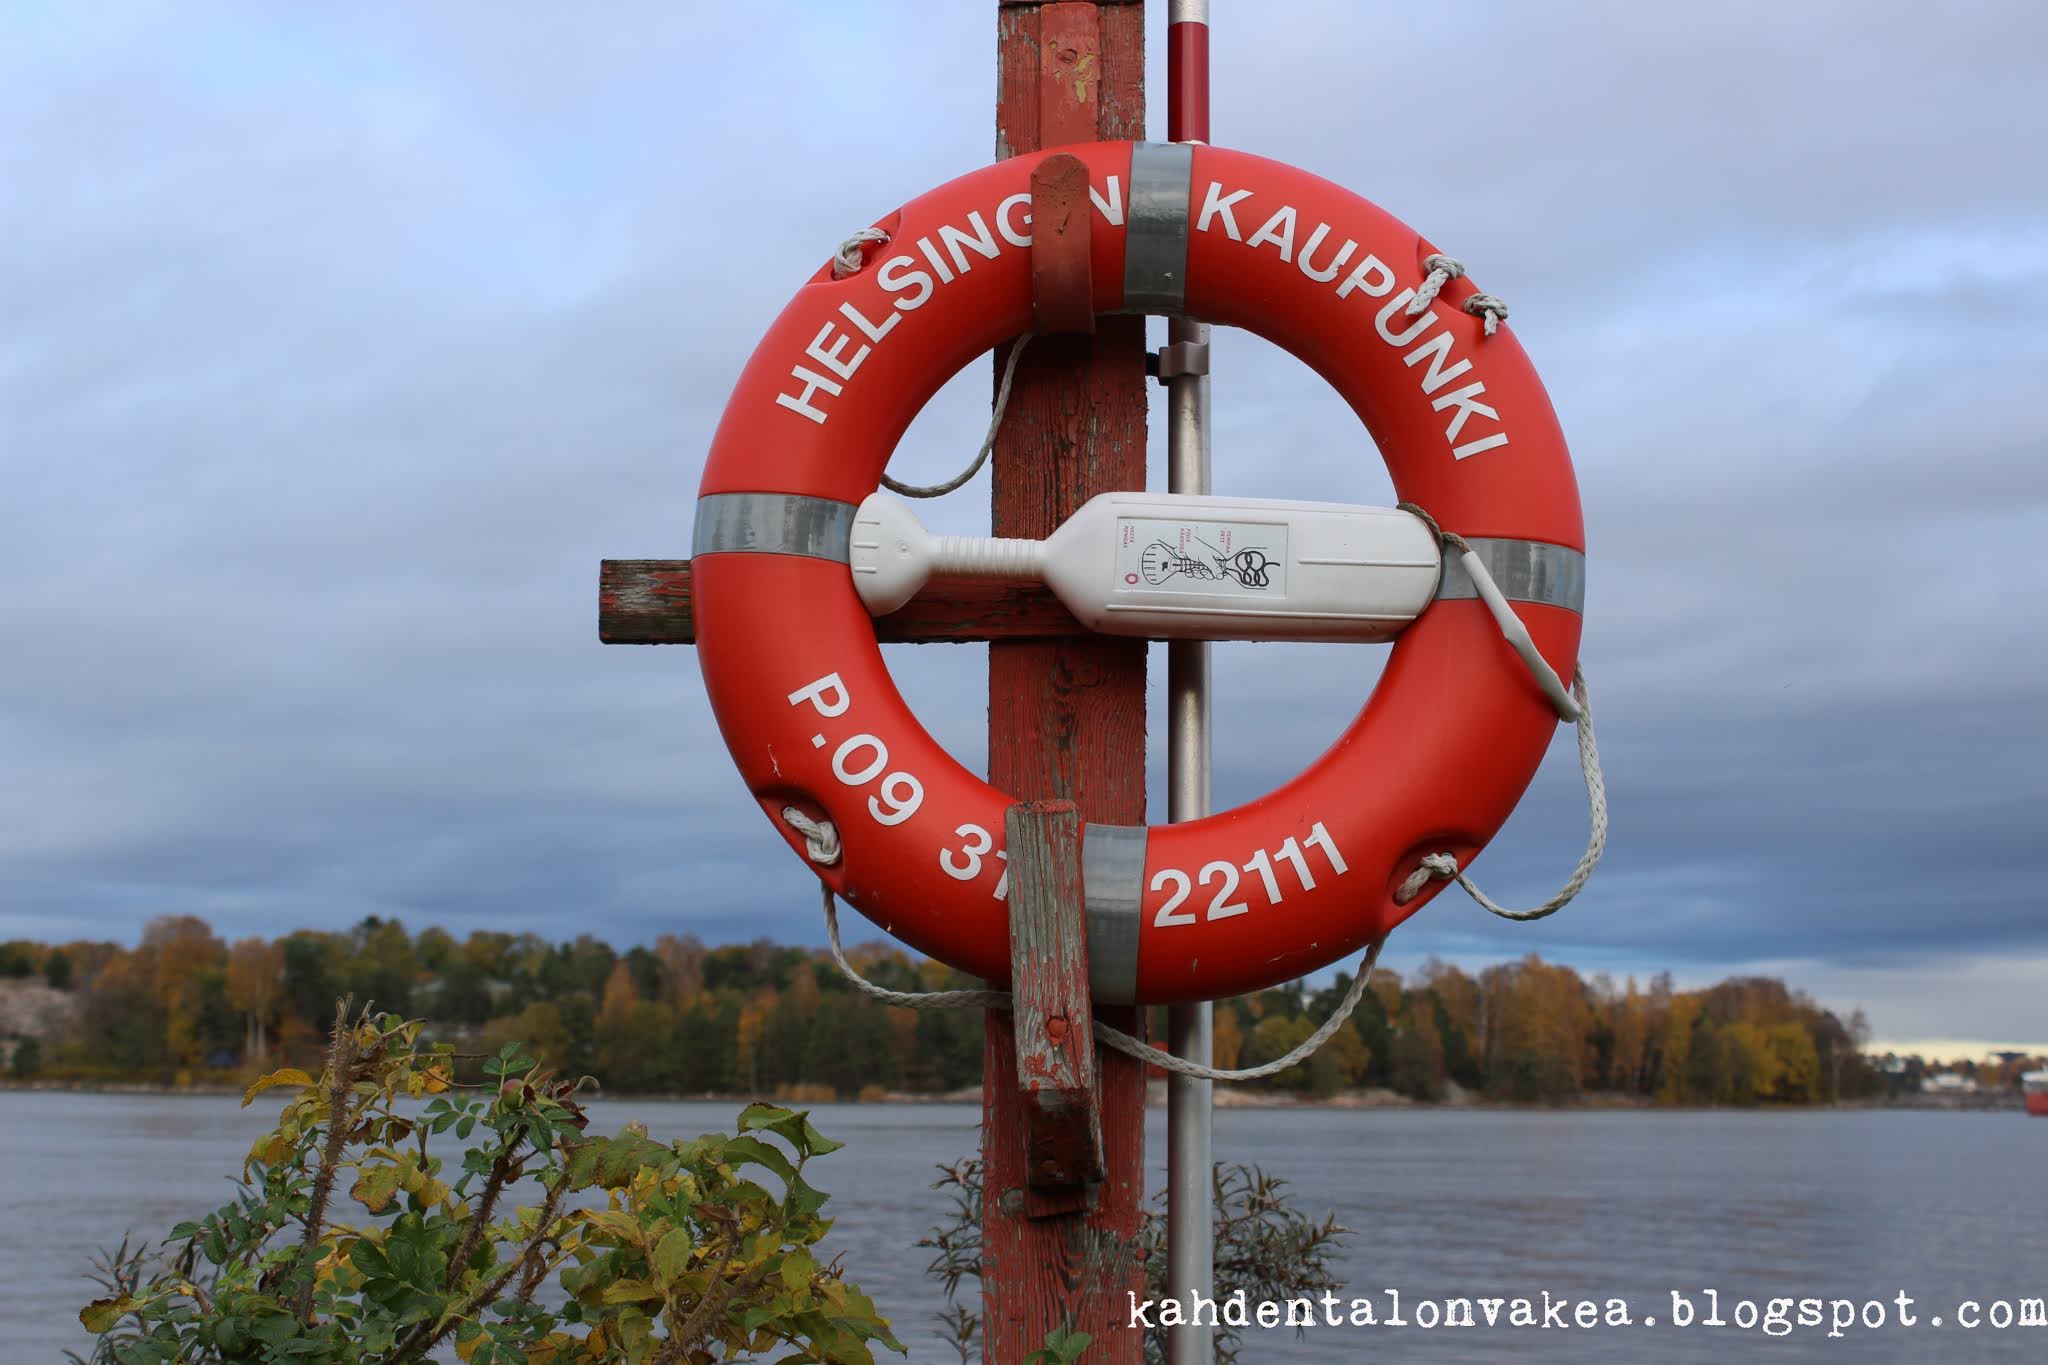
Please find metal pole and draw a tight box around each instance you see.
[1164,3,1213,1361]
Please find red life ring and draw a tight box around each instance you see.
[693,143,1583,1005]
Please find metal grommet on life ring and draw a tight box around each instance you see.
[691,142,1584,1006]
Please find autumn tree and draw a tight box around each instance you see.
[1484,955,1595,1101]
[224,936,283,1065]
[279,931,344,1047]
[1389,1000,1446,1100]
[1766,1021,1821,1102]
[1606,977,1656,1095]
[70,949,163,1074]
[1417,959,1484,1089]
[344,916,417,1014]
[593,959,648,1084]
[655,932,707,1009]
[143,915,226,1069]
[1213,1007,1246,1071]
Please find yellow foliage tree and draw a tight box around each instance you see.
[1721,1020,1781,1104]
[1659,995,1699,1104]
[144,915,224,1067]
[224,936,283,1065]
[1212,1008,1246,1071]
[1766,1020,1821,1102]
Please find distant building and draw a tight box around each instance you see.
[1921,1071,1979,1094]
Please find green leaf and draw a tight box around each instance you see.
[784,1172,830,1220]
[247,1312,301,1346]
[799,1116,845,1156]
[563,1141,605,1189]
[650,1226,694,1283]
[722,1135,796,1184]
[80,1295,136,1333]
[603,1277,667,1306]
[740,1103,828,1159]
[1025,1325,1093,1364]
[737,1102,796,1132]
[350,1238,391,1281]
[617,1306,653,1357]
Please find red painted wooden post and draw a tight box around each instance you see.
[984,3,1149,1361]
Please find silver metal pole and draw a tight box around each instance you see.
[1164,7,1213,1360]
[1163,335,1215,1358]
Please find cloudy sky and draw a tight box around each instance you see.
[4,2,2044,1052]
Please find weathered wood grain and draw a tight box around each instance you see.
[597,560,1083,644]
[1004,800,1105,1197]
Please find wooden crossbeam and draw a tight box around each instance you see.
[597,559,1081,645]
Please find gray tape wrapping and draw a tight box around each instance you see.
[1082,822,1149,1004]
[1123,142,1194,315]
[693,493,855,562]
[1434,538,1584,614]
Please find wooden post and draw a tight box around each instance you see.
[984,3,1148,1362]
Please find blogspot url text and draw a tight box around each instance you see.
[1127,1289,2047,1339]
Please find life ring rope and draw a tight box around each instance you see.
[818,878,1389,1085]
[878,334,1031,500]
[1394,665,1607,922]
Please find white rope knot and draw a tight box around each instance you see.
[780,807,841,865]
[832,227,891,280]
[1405,253,1509,337]
[1406,253,1466,316]
[1464,292,1508,336]
[1394,853,1461,905]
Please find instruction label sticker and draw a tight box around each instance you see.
[1113,518,1288,597]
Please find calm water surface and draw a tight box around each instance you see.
[1,1094,2042,1362]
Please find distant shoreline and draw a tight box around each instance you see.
[1,1078,2023,1113]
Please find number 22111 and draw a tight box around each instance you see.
[1151,823,1348,928]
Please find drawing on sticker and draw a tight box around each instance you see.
[1139,537,1276,589]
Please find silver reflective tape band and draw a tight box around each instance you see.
[1434,538,1585,614]
[1083,823,1148,1005]
[1122,141,1193,315]
[692,493,854,562]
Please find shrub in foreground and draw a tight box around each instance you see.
[77,1004,901,1363]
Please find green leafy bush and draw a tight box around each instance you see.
[78,1004,902,1363]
